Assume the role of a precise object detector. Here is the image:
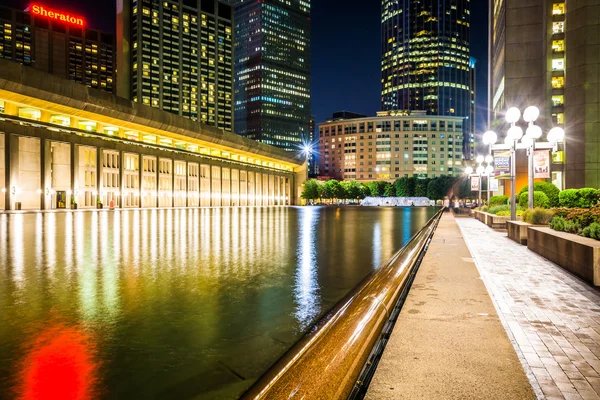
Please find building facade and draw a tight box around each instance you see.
[117,0,234,131]
[381,0,472,160]
[230,0,311,151]
[318,112,465,182]
[0,4,115,94]
[0,61,304,212]
[488,0,594,189]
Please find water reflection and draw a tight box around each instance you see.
[294,207,320,329]
[0,206,437,399]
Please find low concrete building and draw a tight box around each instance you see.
[318,111,465,182]
[0,60,306,211]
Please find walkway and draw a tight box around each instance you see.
[456,217,600,400]
[366,212,535,399]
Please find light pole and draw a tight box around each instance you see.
[481,107,565,221]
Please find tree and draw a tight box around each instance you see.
[427,178,444,201]
[301,179,321,202]
[360,184,371,199]
[384,182,396,197]
[319,179,337,200]
[343,180,364,200]
[333,180,346,200]
[415,178,430,197]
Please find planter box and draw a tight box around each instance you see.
[528,227,600,286]
[507,220,531,245]
[474,210,519,229]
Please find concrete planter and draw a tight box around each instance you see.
[474,210,518,229]
[528,227,600,286]
[507,220,531,245]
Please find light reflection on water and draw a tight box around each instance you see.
[0,206,437,399]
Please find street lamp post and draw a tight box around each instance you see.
[481,107,565,221]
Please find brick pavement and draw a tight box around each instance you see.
[456,217,600,400]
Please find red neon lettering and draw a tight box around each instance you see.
[30,4,85,27]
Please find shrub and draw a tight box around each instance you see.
[519,191,550,209]
[489,195,509,206]
[496,210,510,216]
[488,205,510,215]
[578,188,600,208]
[559,189,579,208]
[559,188,600,208]
[522,208,555,225]
[550,216,566,231]
[582,223,600,240]
[480,205,489,212]
[519,182,560,207]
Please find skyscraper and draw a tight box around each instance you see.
[489,0,594,189]
[117,0,234,131]
[0,4,115,94]
[381,0,472,159]
[230,0,311,151]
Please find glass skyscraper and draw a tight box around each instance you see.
[381,0,472,159]
[229,0,311,151]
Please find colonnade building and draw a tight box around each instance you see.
[0,60,305,211]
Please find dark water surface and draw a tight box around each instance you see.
[0,206,438,399]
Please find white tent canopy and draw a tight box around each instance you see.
[360,197,434,207]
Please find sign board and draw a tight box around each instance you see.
[489,177,499,192]
[493,150,511,180]
[470,176,480,191]
[534,150,551,179]
[28,4,85,27]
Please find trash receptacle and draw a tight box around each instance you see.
[14,202,21,210]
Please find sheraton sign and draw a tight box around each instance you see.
[28,4,85,27]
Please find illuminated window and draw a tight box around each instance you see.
[50,115,71,126]
[18,107,41,120]
[552,113,565,125]
[552,3,565,15]
[553,21,564,34]
[552,40,565,52]
[552,59,565,71]
[552,95,564,107]
[552,76,565,88]
[78,121,97,132]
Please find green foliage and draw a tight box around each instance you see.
[384,182,396,197]
[301,179,321,200]
[578,188,600,208]
[415,179,430,197]
[342,180,364,199]
[489,195,509,206]
[319,180,338,199]
[481,206,489,212]
[427,179,444,201]
[488,205,511,215]
[559,189,579,208]
[522,208,555,225]
[582,223,600,240]
[366,181,389,197]
[519,182,560,207]
[550,216,582,234]
[559,188,600,208]
[519,191,550,209]
[496,210,510,216]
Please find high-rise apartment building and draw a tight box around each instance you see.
[318,111,464,181]
[0,4,115,93]
[117,0,234,131]
[230,0,311,151]
[489,0,596,189]
[381,0,472,159]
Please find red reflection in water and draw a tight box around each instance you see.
[19,324,98,400]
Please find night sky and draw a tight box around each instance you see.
[4,0,489,131]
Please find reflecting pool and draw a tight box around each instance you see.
[0,206,438,399]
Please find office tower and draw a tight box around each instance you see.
[117,0,234,131]
[0,4,115,93]
[381,0,471,159]
[489,0,595,189]
[230,0,311,151]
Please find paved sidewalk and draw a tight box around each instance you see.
[457,217,600,400]
[366,212,535,399]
